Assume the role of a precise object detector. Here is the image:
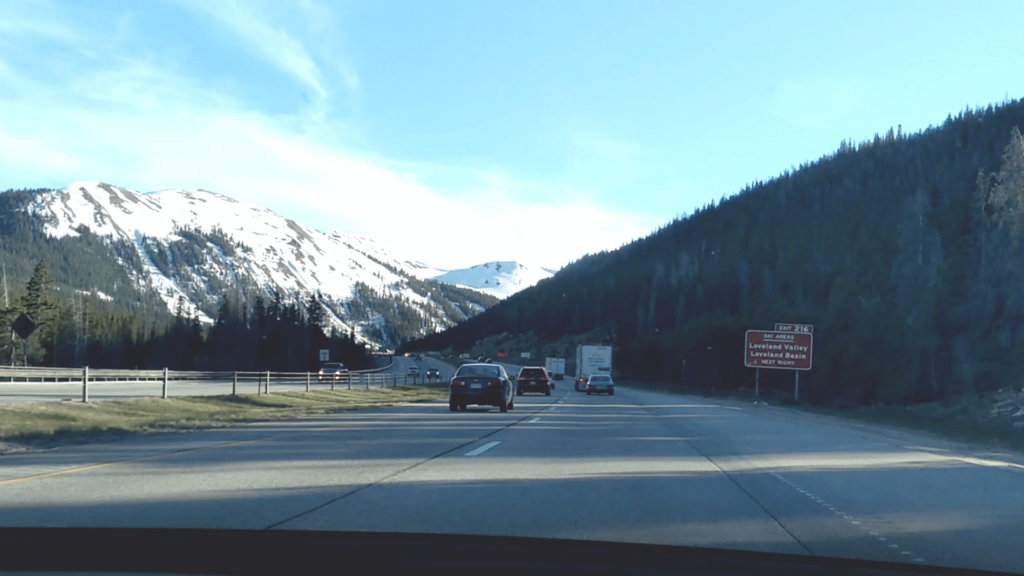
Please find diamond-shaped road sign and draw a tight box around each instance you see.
[12,313,36,340]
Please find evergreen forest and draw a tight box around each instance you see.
[409,99,1024,407]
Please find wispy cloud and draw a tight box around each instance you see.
[0,57,650,269]
[0,1,653,270]
[0,0,86,43]
[179,0,333,102]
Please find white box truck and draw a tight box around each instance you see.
[575,344,613,391]
[545,357,566,381]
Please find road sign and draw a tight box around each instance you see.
[745,330,812,370]
[774,323,813,334]
[521,352,530,359]
[12,313,35,340]
[319,349,329,362]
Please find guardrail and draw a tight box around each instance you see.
[0,364,448,403]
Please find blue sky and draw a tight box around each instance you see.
[3,0,1024,270]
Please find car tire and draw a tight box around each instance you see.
[587,391,592,396]
[458,404,467,411]
[545,388,551,396]
[517,389,523,396]
[509,397,514,410]
[449,402,457,412]
[609,390,615,396]
[499,397,508,413]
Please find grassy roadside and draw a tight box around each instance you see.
[621,379,1024,454]
[0,385,448,451]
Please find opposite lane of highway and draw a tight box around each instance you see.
[0,355,450,405]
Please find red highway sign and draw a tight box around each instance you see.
[745,330,813,370]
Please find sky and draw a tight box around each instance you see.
[3,0,1024,270]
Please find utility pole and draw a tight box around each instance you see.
[2,261,13,367]
[70,290,81,367]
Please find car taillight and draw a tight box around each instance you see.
[451,380,465,387]
[488,380,502,387]
[517,377,527,382]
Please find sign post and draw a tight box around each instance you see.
[745,328,813,401]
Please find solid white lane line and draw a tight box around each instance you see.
[529,417,541,423]
[465,441,501,457]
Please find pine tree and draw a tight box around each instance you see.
[21,261,60,365]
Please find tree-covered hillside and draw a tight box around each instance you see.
[0,186,498,368]
[0,188,173,326]
[410,99,1024,407]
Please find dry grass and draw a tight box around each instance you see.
[0,385,448,449]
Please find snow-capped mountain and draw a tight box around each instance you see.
[431,261,556,299]
[24,181,491,347]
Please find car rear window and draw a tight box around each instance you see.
[519,368,546,378]
[457,365,500,378]
[323,363,343,368]
[591,375,611,382]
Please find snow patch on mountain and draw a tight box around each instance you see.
[431,261,555,298]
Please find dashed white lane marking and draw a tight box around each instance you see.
[548,407,557,411]
[528,417,541,423]
[464,441,501,457]
[774,473,925,564]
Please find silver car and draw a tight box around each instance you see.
[318,362,348,381]
[586,373,614,396]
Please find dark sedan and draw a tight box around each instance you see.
[449,363,516,412]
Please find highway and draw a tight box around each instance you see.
[2,383,1023,573]
[0,355,462,405]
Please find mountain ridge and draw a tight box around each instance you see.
[431,261,556,298]
[11,181,515,348]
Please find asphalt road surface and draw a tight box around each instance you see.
[2,384,1022,573]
